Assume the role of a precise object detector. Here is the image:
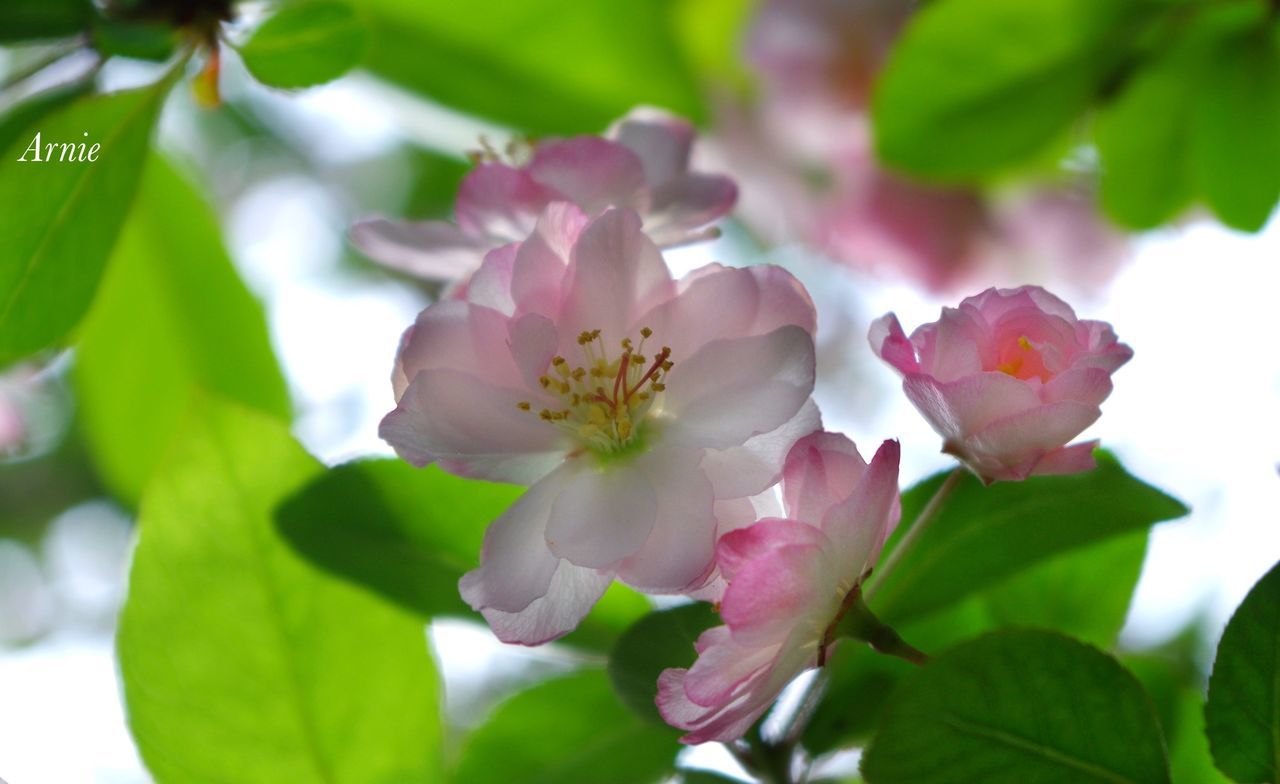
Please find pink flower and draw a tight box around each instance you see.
[870,286,1133,483]
[350,110,737,283]
[658,432,900,744]
[380,203,819,644]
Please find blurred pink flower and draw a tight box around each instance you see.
[381,204,819,644]
[0,391,24,455]
[658,432,900,743]
[351,110,737,284]
[870,286,1132,483]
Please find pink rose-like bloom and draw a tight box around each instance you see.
[658,432,901,744]
[351,110,738,284]
[870,286,1133,483]
[381,203,820,645]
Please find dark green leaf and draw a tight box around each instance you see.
[805,532,1148,755]
[74,155,290,504]
[0,77,171,366]
[275,457,650,650]
[239,1,368,89]
[608,602,720,723]
[862,630,1171,784]
[453,670,678,784]
[1191,29,1280,232]
[0,80,94,154]
[0,0,92,43]
[872,0,1136,178]
[90,18,177,62]
[1205,559,1280,783]
[353,0,704,134]
[868,452,1186,623]
[118,398,442,783]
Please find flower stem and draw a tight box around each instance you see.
[836,593,930,666]
[864,466,965,602]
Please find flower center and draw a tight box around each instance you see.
[518,327,673,454]
[996,335,1051,382]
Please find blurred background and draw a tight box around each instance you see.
[2,0,1279,781]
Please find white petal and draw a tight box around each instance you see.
[478,560,614,646]
[545,459,658,568]
[616,449,717,591]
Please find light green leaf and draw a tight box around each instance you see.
[1191,29,1280,232]
[118,398,442,783]
[74,155,290,505]
[872,0,1136,178]
[868,452,1186,623]
[1205,559,1280,783]
[0,77,171,366]
[804,532,1148,755]
[239,1,368,89]
[453,670,679,784]
[352,0,704,134]
[608,602,719,723]
[275,457,650,651]
[862,630,1171,784]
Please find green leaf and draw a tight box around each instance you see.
[0,0,92,42]
[90,18,177,62]
[74,155,290,505]
[872,0,1136,179]
[239,1,369,89]
[868,452,1186,623]
[453,670,679,784]
[1191,29,1280,232]
[0,80,95,154]
[118,398,442,783]
[275,458,650,650]
[862,630,1171,784]
[353,0,704,134]
[804,532,1148,755]
[0,77,171,366]
[608,602,720,723]
[1205,559,1280,783]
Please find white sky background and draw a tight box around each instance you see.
[1,59,1278,783]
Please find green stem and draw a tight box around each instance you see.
[837,593,930,666]
[864,466,964,602]
[745,731,794,784]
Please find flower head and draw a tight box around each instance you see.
[380,203,819,644]
[350,110,737,284]
[870,285,1133,483]
[658,432,901,743]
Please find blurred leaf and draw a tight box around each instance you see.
[118,398,442,783]
[669,0,754,92]
[239,1,368,89]
[453,670,678,784]
[679,771,745,784]
[0,77,171,366]
[0,0,93,43]
[276,457,649,650]
[869,453,1186,624]
[872,0,1137,178]
[74,155,290,505]
[805,532,1148,755]
[861,630,1170,784]
[1205,559,1280,783]
[353,0,704,134]
[90,18,176,61]
[608,602,719,723]
[401,147,470,218]
[1191,29,1280,232]
[1169,690,1229,784]
[0,80,94,153]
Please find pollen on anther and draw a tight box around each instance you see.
[640,327,653,338]
[516,401,531,411]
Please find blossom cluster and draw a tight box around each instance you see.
[360,110,1132,745]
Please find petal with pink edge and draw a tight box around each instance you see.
[455,163,557,241]
[820,439,901,577]
[902,371,1042,443]
[528,136,646,213]
[477,559,614,646]
[613,114,694,185]
[616,448,717,592]
[394,300,527,389]
[720,541,833,648]
[349,217,490,281]
[663,326,816,451]
[681,626,779,707]
[380,368,564,483]
[701,399,823,500]
[781,430,868,524]
[1030,440,1099,477]
[868,313,919,375]
[544,459,659,569]
[717,518,829,583]
[961,400,1101,481]
[559,209,674,347]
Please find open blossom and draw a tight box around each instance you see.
[350,110,737,284]
[380,203,819,644]
[870,286,1133,483]
[658,432,900,743]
